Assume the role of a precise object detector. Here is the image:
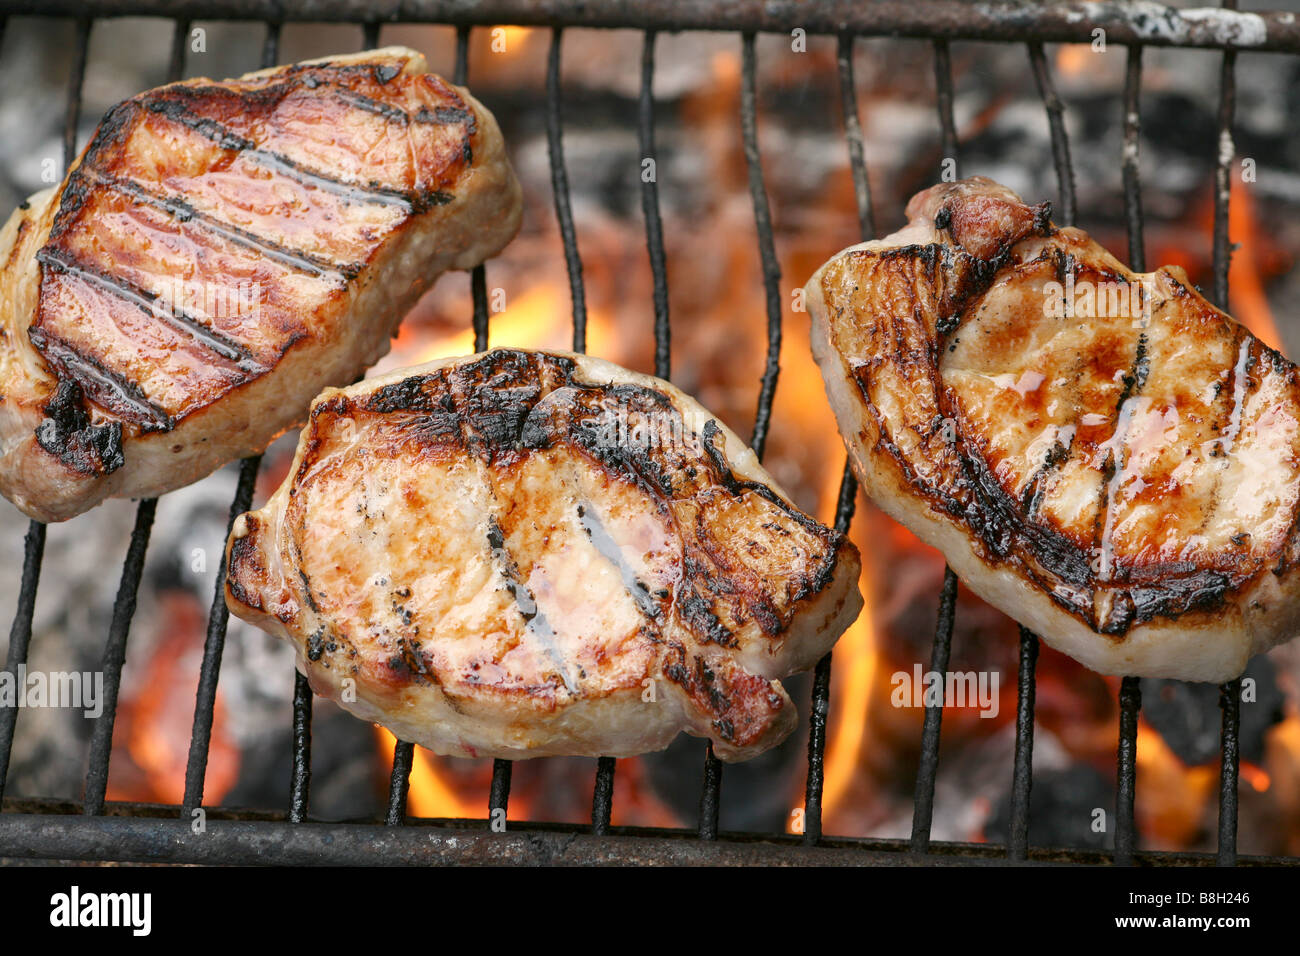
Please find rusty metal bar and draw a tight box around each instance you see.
[489,758,512,818]
[289,671,312,823]
[1028,41,1077,227]
[0,522,46,806]
[932,39,958,175]
[182,455,261,813]
[83,498,157,816]
[385,741,414,825]
[1218,678,1241,865]
[911,567,957,854]
[803,36,872,847]
[836,33,874,241]
[181,20,281,819]
[1212,15,1237,310]
[167,17,190,80]
[261,18,281,66]
[1122,45,1145,271]
[7,2,1300,52]
[1007,626,1039,860]
[1211,1,1241,868]
[741,31,782,460]
[546,27,588,354]
[698,741,722,840]
[640,29,671,380]
[909,38,964,855]
[1114,676,1141,865]
[804,462,858,846]
[455,26,492,353]
[61,18,91,171]
[592,757,616,835]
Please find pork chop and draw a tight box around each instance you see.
[0,46,521,521]
[806,176,1300,682]
[224,348,863,761]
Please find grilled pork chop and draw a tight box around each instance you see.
[806,176,1300,683]
[0,47,521,522]
[225,349,862,761]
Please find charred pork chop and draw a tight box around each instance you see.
[224,349,862,761]
[0,47,521,522]
[806,176,1300,683]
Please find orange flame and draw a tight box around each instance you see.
[1134,718,1217,849]
[106,591,239,807]
[375,728,485,820]
[1224,179,1284,353]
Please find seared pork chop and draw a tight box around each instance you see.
[224,349,862,761]
[806,176,1300,682]
[0,47,521,521]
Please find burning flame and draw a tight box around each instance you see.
[376,728,484,819]
[1223,179,1284,353]
[389,283,616,370]
[1054,44,1093,80]
[818,563,876,822]
[106,591,239,807]
[1134,718,1218,849]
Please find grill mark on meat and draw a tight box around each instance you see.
[25,326,173,432]
[35,245,266,374]
[139,92,457,213]
[95,172,356,281]
[576,502,662,619]
[485,516,578,696]
[1092,329,1151,596]
[332,85,478,137]
[1220,332,1255,456]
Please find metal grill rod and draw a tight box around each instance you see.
[182,18,278,820]
[84,498,157,815]
[1212,0,1242,868]
[802,32,870,847]
[909,40,962,855]
[14,2,1300,52]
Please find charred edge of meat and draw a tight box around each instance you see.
[699,416,845,588]
[27,326,173,433]
[226,519,268,613]
[660,646,782,747]
[32,378,125,476]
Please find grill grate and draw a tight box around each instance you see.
[0,0,1296,866]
